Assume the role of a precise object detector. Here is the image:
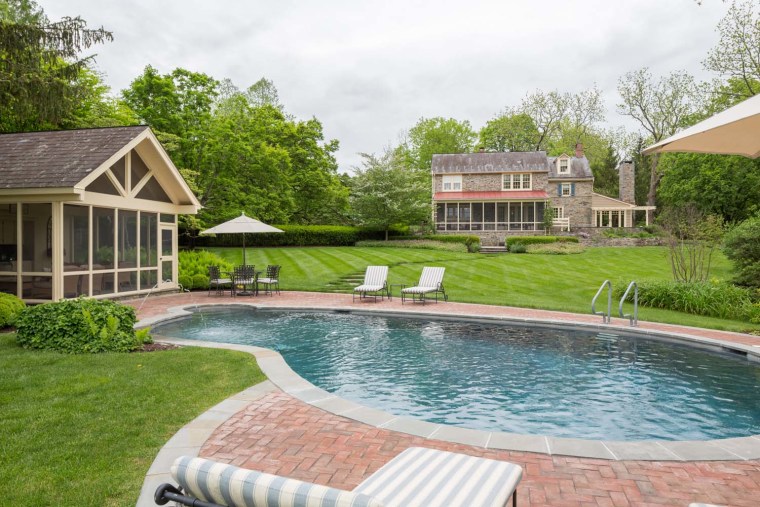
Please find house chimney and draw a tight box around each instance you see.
[574,143,584,158]
[618,160,635,204]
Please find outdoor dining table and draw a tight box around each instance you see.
[225,267,261,296]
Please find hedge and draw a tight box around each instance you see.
[178,250,234,290]
[15,298,151,353]
[390,234,480,252]
[0,293,25,328]
[186,225,409,248]
[506,235,579,250]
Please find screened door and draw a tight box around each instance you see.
[159,225,176,288]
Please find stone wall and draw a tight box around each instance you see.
[433,172,549,192]
[619,161,635,204]
[548,180,594,227]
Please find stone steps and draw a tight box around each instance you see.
[480,245,508,254]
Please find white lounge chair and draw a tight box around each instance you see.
[155,447,523,507]
[401,267,447,304]
[353,265,389,302]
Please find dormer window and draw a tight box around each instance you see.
[558,156,569,174]
[442,175,462,191]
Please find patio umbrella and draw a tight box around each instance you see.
[200,212,283,265]
[643,93,760,158]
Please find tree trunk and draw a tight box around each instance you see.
[646,153,661,225]
[385,228,389,241]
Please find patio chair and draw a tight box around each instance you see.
[353,265,389,302]
[401,267,447,304]
[207,265,232,296]
[257,264,281,296]
[155,447,523,507]
[232,265,257,296]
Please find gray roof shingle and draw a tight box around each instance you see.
[0,126,149,189]
[431,152,550,174]
[547,155,594,179]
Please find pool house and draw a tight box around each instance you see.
[0,126,200,303]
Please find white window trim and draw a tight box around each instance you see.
[558,156,570,174]
[561,183,572,196]
[553,207,564,219]
[442,175,462,192]
[502,173,532,191]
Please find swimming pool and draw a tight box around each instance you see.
[153,307,760,441]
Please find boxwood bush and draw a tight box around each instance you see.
[390,234,481,252]
[0,293,25,328]
[356,240,468,252]
[15,298,151,353]
[178,250,234,290]
[613,280,760,322]
[188,225,409,248]
[506,235,578,251]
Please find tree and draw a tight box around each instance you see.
[516,86,605,151]
[658,153,760,223]
[0,3,113,131]
[478,112,539,152]
[404,117,476,173]
[659,204,724,282]
[617,68,703,221]
[350,150,430,239]
[246,77,283,110]
[703,0,760,99]
[723,213,760,287]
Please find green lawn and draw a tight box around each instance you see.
[0,333,264,506]
[207,245,756,333]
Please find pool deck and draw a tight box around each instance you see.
[133,291,760,507]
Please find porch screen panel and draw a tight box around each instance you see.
[63,274,88,298]
[0,204,17,274]
[436,203,445,230]
[522,202,535,230]
[92,207,114,270]
[63,205,89,268]
[22,203,52,273]
[484,203,495,230]
[458,204,470,230]
[471,203,483,230]
[497,204,507,230]
[0,275,15,296]
[118,210,138,268]
[446,204,458,230]
[140,213,158,267]
[508,202,521,229]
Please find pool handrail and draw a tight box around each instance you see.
[619,280,639,327]
[592,280,612,324]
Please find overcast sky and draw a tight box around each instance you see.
[45,0,729,172]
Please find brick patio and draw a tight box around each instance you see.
[132,291,760,507]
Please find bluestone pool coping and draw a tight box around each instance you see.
[136,302,760,466]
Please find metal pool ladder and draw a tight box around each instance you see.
[591,280,612,324]
[619,281,639,327]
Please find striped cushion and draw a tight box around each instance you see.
[354,285,385,292]
[354,447,522,507]
[362,266,388,287]
[400,286,438,294]
[417,267,444,288]
[172,456,384,507]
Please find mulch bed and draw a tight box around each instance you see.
[137,342,180,352]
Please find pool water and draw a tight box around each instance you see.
[154,308,760,441]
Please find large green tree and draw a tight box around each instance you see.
[350,149,430,239]
[478,113,539,152]
[617,68,703,221]
[0,1,114,132]
[403,117,476,174]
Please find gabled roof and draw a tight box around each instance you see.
[547,155,594,179]
[591,192,637,209]
[432,152,549,174]
[0,126,151,189]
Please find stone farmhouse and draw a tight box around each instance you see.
[431,144,653,245]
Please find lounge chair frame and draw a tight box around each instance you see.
[353,265,390,302]
[401,266,448,304]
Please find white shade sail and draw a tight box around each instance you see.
[643,93,760,158]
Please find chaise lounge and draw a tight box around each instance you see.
[155,447,523,507]
[401,267,447,304]
[353,265,390,302]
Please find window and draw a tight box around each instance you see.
[502,173,532,190]
[561,183,572,196]
[558,158,569,174]
[442,175,462,191]
[553,207,564,219]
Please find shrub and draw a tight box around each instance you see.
[179,250,234,291]
[0,293,25,328]
[509,243,527,253]
[601,228,656,239]
[723,214,760,288]
[15,298,151,353]
[506,236,578,250]
[356,240,468,252]
[612,280,759,321]
[188,225,409,248]
[526,243,584,255]
[390,234,480,252]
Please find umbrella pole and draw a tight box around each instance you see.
[242,233,246,265]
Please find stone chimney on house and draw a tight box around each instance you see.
[618,160,635,204]
[574,142,584,158]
